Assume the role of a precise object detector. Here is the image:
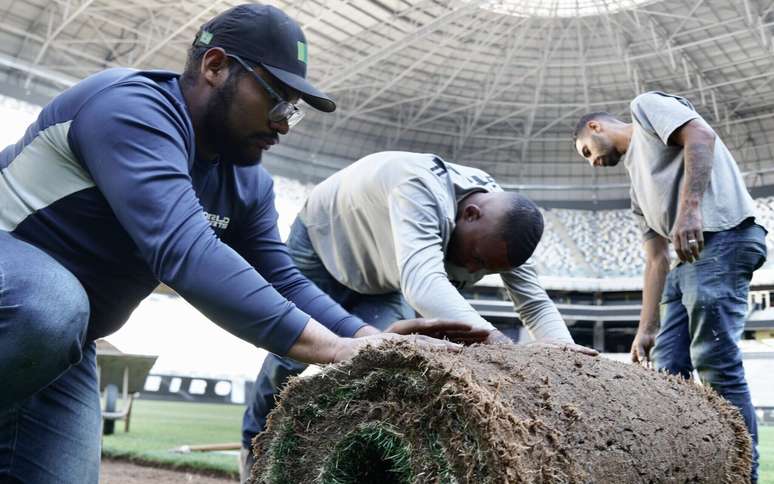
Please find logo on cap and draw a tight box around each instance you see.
[198,30,213,45]
[297,41,307,64]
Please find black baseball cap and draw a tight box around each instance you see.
[193,3,336,113]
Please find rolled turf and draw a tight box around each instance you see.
[250,342,752,483]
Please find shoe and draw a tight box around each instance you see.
[239,446,256,484]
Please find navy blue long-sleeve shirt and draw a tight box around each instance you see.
[0,68,363,355]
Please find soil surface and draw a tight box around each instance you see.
[101,459,237,483]
[252,342,752,484]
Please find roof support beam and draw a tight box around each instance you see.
[429,19,559,153]
[313,8,487,148]
[467,107,584,159]
[292,0,359,32]
[0,21,122,71]
[453,16,545,152]
[414,22,538,132]
[611,10,724,121]
[29,0,97,69]
[393,11,520,142]
[318,1,486,90]
[131,1,225,67]
[727,0,774,116]
[518,21,557,168]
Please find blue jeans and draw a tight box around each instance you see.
[241,218,414,448]
[652,220,765,483]
[0,232,101,483]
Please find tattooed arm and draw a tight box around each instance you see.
[669,119,716,263]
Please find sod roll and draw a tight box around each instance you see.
[250,343,752,484]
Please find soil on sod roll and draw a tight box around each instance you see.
[250,342,752,484]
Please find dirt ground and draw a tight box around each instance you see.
[100,459,237,484]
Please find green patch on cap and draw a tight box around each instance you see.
[198,30,213,45]
[297,41,308,64]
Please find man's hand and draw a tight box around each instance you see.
[483,329,514,345]
[331,333,462,363]
[672,203,703,263]
[384,318,490,344]
[528,339,599,357]
[352,324,381,338]
[630,323,658,366]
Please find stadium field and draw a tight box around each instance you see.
[102,400,242,478]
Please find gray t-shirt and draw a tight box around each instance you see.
[299,151,572,342]
[623,91,757,240]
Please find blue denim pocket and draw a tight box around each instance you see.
[736,245,766,272]
[731,224,766,280]
[682,256,723,304]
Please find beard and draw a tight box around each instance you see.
[600,152,622,167]
[593,134,622,167]
[202,73,276,166]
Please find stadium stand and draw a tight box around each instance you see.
[547,207,645,277]
[270,175,774,279]
[539,197,774,278]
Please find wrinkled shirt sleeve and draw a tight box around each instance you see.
[389,179,495,330]
[500,260,573,342]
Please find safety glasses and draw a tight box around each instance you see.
[226,53,305,128]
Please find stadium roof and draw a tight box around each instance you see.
[2,0,774,202]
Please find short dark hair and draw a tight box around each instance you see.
[572,112,616,140]
[499,193,544,268]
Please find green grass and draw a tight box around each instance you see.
[101,399,243,477]
[320,422,413,484]
[102,399,774,482]
[265,422,299,483]
[761,426,774,484]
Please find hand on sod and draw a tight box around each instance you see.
[384,318,491,344]
[527,339,599,357]
[332,332,462,362]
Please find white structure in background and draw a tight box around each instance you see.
[105,292,267,381]
[0,95,40,148]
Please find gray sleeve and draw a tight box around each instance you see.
[630,92,699,145]
[630,187,658,241]
[388,179,495,330]
[500,259,573,342]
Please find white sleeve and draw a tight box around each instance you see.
[388,179,495,330]
[500,259,573,342]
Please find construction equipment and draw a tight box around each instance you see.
[96,340,158,435]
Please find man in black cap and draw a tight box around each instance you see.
[0,5,465,483]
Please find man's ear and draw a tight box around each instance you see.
[462,204,482,223]
[200,48,230,87]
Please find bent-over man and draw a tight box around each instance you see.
[242,151,593,471]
